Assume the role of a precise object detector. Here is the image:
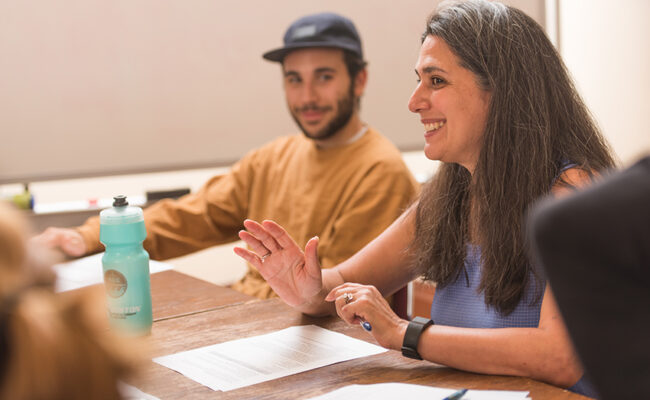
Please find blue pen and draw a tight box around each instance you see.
[442,388,468,400]
[360,320,372,332]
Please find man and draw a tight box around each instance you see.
[34,12,419,299]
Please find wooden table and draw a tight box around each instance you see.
[132,292,591,400]
[150,270,254,321]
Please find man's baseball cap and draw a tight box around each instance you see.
[262,12,363,62]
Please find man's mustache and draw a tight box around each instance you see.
[295,103,333,113]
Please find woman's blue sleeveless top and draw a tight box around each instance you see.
[430,245,597,397]
[430,244,543,328]
[429,163,598,398]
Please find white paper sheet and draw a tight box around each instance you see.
[54,252,173,292]
[307,383,531,400]
[118,382,161,400]
[153,324,388,391]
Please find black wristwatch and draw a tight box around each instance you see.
[401,316,434,360]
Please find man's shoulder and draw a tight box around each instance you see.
[365,127,403,150]
[354,127,409,166]
[342,128,418,190]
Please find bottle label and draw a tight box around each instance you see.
[108,305,141,319]
[104,269,128,298]
[101,249,153,335]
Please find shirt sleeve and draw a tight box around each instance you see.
[77,150,260,260]
[318,163,419,268]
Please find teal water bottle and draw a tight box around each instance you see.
[100,195,153,335]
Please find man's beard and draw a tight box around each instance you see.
[291,84,356,141]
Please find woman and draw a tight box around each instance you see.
[234,0,615,397]
[0,202,137,399]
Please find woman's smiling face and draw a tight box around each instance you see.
[408,35,491,174]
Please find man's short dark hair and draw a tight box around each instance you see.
[342,50,367,81]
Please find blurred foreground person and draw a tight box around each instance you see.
[0,201,137,400]
[530,156,650,400]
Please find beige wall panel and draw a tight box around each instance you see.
[0,0,543,183]
[559,0,650,165]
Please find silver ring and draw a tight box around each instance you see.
[343,293,353,304]
[261,252,271,261]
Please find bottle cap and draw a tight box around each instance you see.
[100,195,144,225]
[112,195,129,207]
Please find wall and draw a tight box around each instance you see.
[559,0,650,165]
[0,0,543,184]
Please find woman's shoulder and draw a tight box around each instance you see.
[551,167,594,197]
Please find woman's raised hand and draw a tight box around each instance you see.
[234,219,322,307]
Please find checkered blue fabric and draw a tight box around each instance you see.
[430,244,543,328]
[429,245,597,398]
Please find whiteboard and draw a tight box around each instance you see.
[0,0,543,183]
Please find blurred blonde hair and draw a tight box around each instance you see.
[0,201,137,400]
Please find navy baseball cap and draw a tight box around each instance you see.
[263,12,363,62]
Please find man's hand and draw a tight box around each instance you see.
[31,227,87,258]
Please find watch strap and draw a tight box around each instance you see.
[401,316,434,360]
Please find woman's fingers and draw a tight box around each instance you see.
[238,230,271,260]
[327,284,372,324]
[326,284,405,349]
[233,246,262,269]
[325,283,364,301]
[304,236,321,279]
[243,219,282,253]
[261,220,300,250]
[333,293,361,325]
